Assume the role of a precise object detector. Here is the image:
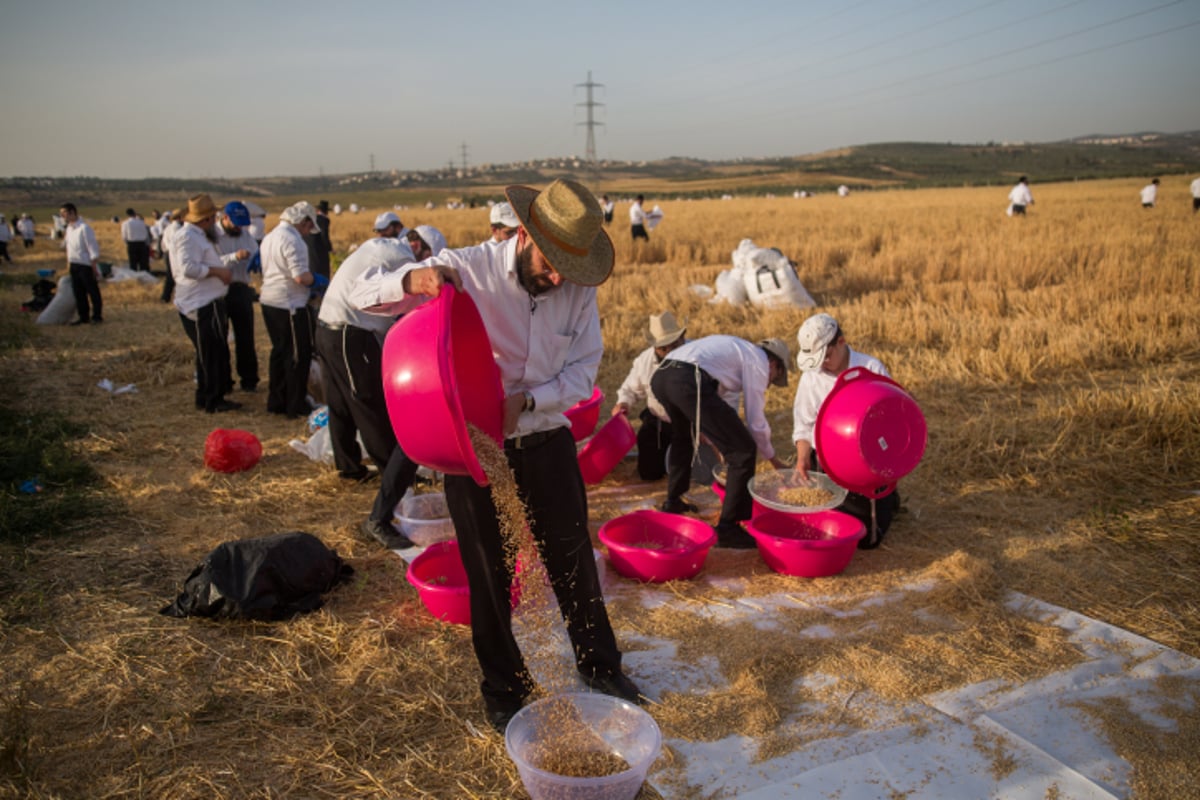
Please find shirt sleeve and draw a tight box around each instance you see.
[615,348,651,408]
[175,230,212,280]
[84,226,102,261]
[284,230,311,279]
[741,353,775,461]
[347,260,430,317]
[792,374,819,444]
[528,290,602,415]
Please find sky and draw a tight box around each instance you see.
[2,0,1197,179]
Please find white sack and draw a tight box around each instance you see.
[739,243,816,310]
[36,276,77,325]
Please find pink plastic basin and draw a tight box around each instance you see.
[745,509,866,577]
[598,509,716,583]
[406,540,472,625]
[577,413,636,485]
[382,285,504,486]
[564,387,604,442]
[814,367,927,499]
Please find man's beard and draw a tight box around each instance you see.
[516,245,557,296]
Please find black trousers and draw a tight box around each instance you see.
[225,282,259,391]
[651,363,757,528]
[370,445,420,526]
[314,324,396,476]
[125,241,150,272]
[636,409,671,481]
[0,241,9,262]
[160,251,175,303]
[444,427,622,715]
[631,224,649,241]
[68,262,102,322]
[179,298,231,411]
[261,304,313,416]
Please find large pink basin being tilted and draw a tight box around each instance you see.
[814,367,927,499]
[381,284,504,486]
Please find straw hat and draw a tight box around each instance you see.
[183,193,218,223]
[646,311,686,348]
[505,179,614,286]
[758,337,791,387]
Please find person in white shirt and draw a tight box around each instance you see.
[159,208,183,303]
[60,203,103,325]
[601,194,614,224]
[792,313,900,548]
[1008,176,1033,216]
[611,311,688,480]
[485,202,520,244]
[0,215,11,265]
[629,194,650,241]
[1140,178,1159,209]
[18,215,36,248]
[319,211,423,547]
[120,208,151,272]
[214,202,261,393]
[172,194,246,413]
[651,334,790,548]
[1190,176,1200,213]
[350,178,645,734]
[259,201,321,417]
[404,225,447,262]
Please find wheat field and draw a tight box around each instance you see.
[1,177,1198,798]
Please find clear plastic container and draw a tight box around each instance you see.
[506,693,660,800]
[393,492,455,547]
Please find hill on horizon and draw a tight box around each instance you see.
[4,130,1199,210]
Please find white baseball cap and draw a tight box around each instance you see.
[795,313,840,372]
[489,202,520,228]
[374,211,402,231]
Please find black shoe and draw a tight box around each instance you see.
[339,467,375,482]
[487,708,519,734]
[206,400,243,413]
[715,523,758,550]
[660,498,699,514]
[583,671,648,706]
[360,518,415,550]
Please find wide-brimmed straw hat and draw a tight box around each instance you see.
[505,179,614,286]
[758,337,791,387]
[183,193,218,224]
[646,311,687,348]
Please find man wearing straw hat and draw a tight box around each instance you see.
[172,193,248,413]
[611,311,688,481]
[793,312,899,548]
[350,178,646,733]
[259,201,322,418]
[651,335,791,548]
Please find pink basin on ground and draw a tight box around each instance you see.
[565,387,604,442]
[815,367,927,499]
[598,509,716,583]
[381,284,504,486]
[577,413,636,485]
[745,509,866,577]
[406,541,472,625]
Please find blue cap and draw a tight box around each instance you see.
[223,201,251,227]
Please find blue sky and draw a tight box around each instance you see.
[2,0,1196,179]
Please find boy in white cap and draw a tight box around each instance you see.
[792,312,899,548]
[486,202,520,244]
[611,311,688,480]
[651,334,791,548]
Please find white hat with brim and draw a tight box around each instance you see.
[795,313,839,372]
[506,180,614,286]
[758,338,791,387]
[646,311,687,347]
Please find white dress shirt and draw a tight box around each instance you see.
[214,225,259,285]
[1008,183,1033,206]
[120,217,149,243]
[629,201,647,225]
[1191,177,1200,199]
[18,218,35,239]
[249,216,266,242]
[615,345,675,422]
[64,220,101,265]
[349,236,602,438]
[791,349,889,446]
[318,237,414,335]
[0,223,9,242]
[258,221,312,310]
[1140,184,1158,206]
[171,222,229,316]
[665,335,777,461]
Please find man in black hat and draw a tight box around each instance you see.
[350,179,646,734]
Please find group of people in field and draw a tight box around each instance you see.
[1008,174,1200,215]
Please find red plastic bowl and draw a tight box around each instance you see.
[564,387,604,442]
[598,510,716,583]
[577,413,636,485]
[815,368,927,499]
[406,540,472,625]
[745,509,866,577]
[381,285,504,486]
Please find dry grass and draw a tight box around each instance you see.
[1,178,1198,798]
